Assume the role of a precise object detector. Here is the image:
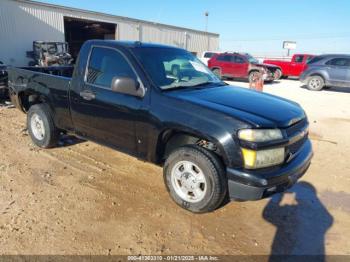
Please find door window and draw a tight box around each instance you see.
[294,55,304,63]
[233,56,245,64]
[326,58,350,67]
[86,47,137,88]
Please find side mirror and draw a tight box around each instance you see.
[111,77,145,98]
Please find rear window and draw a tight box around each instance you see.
[307,56,324,65]
[216,55,231,62]
[306,56,314,63]
[204,52,215,58]
[294,55,304,63]
[86,47,136,88]
[325,58,350,67]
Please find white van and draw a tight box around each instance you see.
[199,51,221,65]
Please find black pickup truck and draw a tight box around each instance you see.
[0,62,8,99]
[8,40,313,213]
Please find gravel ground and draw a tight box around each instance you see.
[0,79,349,256]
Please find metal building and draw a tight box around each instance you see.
[0,0,220,66]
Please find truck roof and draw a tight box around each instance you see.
[315,54,350,58]
[294,54,314,56]
[85,40,182,50]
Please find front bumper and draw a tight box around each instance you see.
[226,139,313,200]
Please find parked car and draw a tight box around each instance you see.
[300,54,350,91]
[263,54,315,79]
[8,40,313,213]
[208,52,282,82]
[199,51,221,65]
[26,41,74,67]
[164,58,193,77]
[0,61,8,99]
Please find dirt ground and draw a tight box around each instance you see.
[0,79,349,256]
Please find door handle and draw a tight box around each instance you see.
[80,90,96,101]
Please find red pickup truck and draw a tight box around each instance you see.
[263,54,315,78]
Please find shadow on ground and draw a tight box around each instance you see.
[300,84,350,93]
[58,134,85,147]
[263,182,333,261]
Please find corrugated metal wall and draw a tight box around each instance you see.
[0,0,219,66]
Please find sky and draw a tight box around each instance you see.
[36,0,350,56]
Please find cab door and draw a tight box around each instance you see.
[326,58,350,87]
[69,46,147,155]
[290,55,305,76]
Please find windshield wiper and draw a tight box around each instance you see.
[189,81,227,88]
[162,81,227,91]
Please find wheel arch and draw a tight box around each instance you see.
[155,128,228,166]
[309,72,326,82]
[17,90,55,117]
[210,66,222,71]
[248,69,260,75]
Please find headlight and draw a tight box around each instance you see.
[238,129,283,142]
[241,147,285,169]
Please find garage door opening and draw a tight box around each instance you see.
[64,17,116,59]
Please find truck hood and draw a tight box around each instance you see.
[168,85,305,128]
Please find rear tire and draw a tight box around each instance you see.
[27,104,59,148]
[307,75,324,91]
[164,145,227,213]
[212,68,222,79]
[274,69,282,80]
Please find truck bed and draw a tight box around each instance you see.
[19,66,74,78]
[8,66,74,131]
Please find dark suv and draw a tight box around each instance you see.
[208,52,281,82]
[300,54,350,91]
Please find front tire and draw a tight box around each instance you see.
[307,75,324,91]
[164,145,227,213]
[249,71,260,83]
[171,65,180,77]
[27,104,59,148]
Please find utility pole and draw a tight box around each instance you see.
[205,11,210,50]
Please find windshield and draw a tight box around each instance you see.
[56,43,68,53]
[133,47,222,90]
[44,43,67,54]
[245,54,259,64]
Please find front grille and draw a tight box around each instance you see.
[284,118,309,157]
[288,135,308,154]
[285,118,307,137]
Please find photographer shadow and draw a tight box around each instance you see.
[263,182,333,262]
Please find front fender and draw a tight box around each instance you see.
[147,88,252,168]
